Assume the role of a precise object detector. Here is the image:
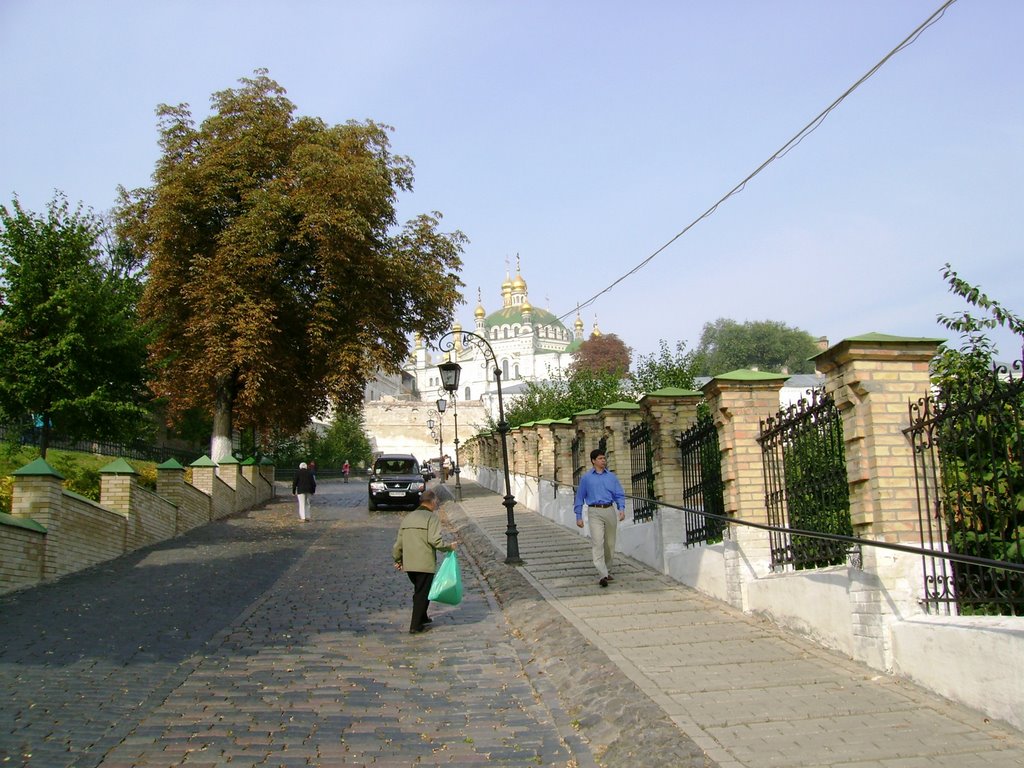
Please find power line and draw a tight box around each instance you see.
[558,0,958,324]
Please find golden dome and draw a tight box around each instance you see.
[512,273,527,291]
[521,299,532,312]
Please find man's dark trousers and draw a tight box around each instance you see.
[407,571,434,631]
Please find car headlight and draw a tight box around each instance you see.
[369,482,385,492]
[411,482,425,492]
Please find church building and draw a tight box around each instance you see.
[404,261,601,418]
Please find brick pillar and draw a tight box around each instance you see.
[190,455,218,496]
[572,410,603,462]
[814,333,942,668]
[536,420,557,481]
[99,458,137,516]
[259,458,276,496]
[638,388,704,503]
[11,458,64,524]
[598,402,641,480]
[550,420,575,489]
[240,457,258,493]
[521,425,540,478]
[156,459,186,507]
[217,454,240,490]
[510,428,523,477]
[638,389,704,573]
[11,459,64,582]
[703,371,787,610]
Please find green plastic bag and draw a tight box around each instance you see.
[428,551,463,605]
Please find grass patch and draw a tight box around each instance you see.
[0,442,159,514]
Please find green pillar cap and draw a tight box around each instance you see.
[646,387,703,397]
[12,457,64,479]
[259,456,274,466]
[156,458,185,470]
[99,458,137,475]
[600,401,641,411]
[240,456,257,466]
[218,455,239,465]
[714,369,790,382]
[191,455,218,468]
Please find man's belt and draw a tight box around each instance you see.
[589,503,612,508]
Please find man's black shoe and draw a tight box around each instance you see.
[409,624,434,634]
[599,577,609,588]
[423,616,433,624]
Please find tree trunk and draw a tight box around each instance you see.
[39,414,51,459]
[210,385,234,461]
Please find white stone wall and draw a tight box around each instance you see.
[363,398,490,465]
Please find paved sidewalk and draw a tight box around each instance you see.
[443,479,1024,768]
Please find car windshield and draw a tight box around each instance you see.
[377,459,417,474]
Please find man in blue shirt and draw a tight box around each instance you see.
[574,448,626,587]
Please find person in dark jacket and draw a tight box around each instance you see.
[292,461,317,522]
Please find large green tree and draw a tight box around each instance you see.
[116,71,465,459]
[630,339,699,396]
[694,318,820,376]
[0,194,149,456]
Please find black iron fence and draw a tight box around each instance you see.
[906,359,1024,616]
[0,424,203,466]
[759,389,854,571]
[677,412,726,546]
[571,434,585,487]
[628,421,656,523]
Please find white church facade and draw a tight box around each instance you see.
[404,264,599,420]
[362,261,603,459]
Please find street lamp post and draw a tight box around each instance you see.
[437,378,463,501]
[437,332,521,565]
[427,403,446,483]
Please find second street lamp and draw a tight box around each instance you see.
[438,360,463,501]
[435,397,447,482]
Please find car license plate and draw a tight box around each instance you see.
[389,492,405,497]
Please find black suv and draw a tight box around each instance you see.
[367,454,428,510]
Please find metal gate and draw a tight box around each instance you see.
[758,388,853,571]
[677,412,726,545]
[628,422,656,523]
[906,360,1024,616]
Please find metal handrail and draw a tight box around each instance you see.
[537,475,1024,576]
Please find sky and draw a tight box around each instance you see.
[2,0,1022,362]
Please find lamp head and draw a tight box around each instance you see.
[438,360,461,393]
[436,397,447,413]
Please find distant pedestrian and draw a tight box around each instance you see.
[292,461,317,522]
[342,460,351,483]
[574,449,626,587]
[392,489,454,634]
[442,454,452,481]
